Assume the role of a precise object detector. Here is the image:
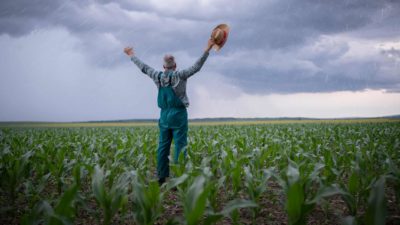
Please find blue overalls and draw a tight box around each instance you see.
[157,71,188,181]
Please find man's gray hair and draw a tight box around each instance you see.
[163,54,176,69]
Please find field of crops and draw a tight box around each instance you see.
[1,122,399,225]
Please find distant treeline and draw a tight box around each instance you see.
[1,115,399,124]
[86,115,400,123]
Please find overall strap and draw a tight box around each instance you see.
[168,74,172,86]
[159,71,173,87]
[157,71,162,85]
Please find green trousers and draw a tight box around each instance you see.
[157,84,188,179]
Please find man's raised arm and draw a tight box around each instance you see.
[124,47,160,80]
[177,39,214,80]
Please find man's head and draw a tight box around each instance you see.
[163,54,176,71]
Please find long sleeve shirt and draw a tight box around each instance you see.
[130,52,209,107]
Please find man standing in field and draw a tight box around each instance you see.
[124,24,229,185]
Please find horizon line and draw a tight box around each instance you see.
[1,114,400,123]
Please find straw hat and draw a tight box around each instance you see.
[211,24,230,51]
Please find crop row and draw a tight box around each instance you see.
[0,123,399,224]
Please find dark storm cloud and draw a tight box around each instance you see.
[224,61,395,94]
[1,0,394,48]
[0,0,399,93]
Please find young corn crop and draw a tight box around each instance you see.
[0,122,399,224]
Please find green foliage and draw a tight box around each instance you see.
[1,150,33,202]
[182,175,211,225]
[130,172,163,225]
[21,183,78,225]
[274,160,341,225]
[91,166,129,225]
[364,176,387,225]
[0,123,399,224]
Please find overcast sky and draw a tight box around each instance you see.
[1,0,399,121]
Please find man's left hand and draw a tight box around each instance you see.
[205,39,215,52]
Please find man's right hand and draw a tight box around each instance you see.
[124,47,134,56]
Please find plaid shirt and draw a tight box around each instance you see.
[130,52,209,107]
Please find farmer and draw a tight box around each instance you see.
[124,24,229,185]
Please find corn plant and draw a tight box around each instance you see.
[386,158,400,208]
[364,176,387,225]
[230,161,243,196]
[275,159,341,225]
[207,175,226,211]
[339,151,378,221]
[166,173,190,191]
[243,166,272,221]
[23,172,51,208]
[130,171,163,225]
[1,150,34,203]
[21,183,78,225]
[91,165,129,225]
[181,175,211,225]
[204,199,258,225]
